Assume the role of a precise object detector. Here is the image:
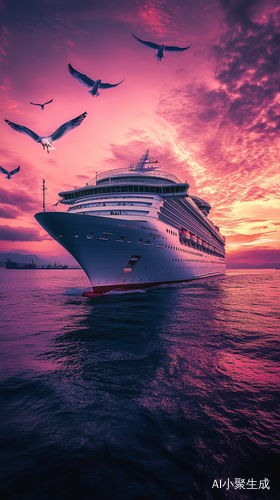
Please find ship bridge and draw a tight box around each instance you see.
[59,151,190,204]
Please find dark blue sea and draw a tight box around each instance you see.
[0,268,279,500]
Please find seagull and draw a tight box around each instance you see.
[4,112,87,153]
[0,165,20,179]
[132,33,191,61]
[68,63,124,97]
[30,99,53,110]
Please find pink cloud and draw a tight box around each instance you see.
[226,232,273,244]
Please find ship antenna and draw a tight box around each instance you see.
[42,178,47,212]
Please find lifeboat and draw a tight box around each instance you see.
[201,240,208,249]
[190,232,197,243]
[181,229,190,241]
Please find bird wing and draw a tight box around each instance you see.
[99,78,125,89]
[30,102,41,106]
[131,33,159,49]
[68,64,95,88]
[10,166,20,176]
[50,112,87,142]
[4,118,40,142]
[43,99,53,105]
[0,166,9,175]
[165,44,191,52]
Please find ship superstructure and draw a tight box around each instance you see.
[35,151,225,296]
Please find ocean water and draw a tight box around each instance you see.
[0,268,279,500]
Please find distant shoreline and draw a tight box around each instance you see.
[1,267,81,270]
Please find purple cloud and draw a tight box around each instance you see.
[0,225,44,241]
[0,186,39,212]
[156,0,280,217]
[0,206,21,219]
[226,247,280,268]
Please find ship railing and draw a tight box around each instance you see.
[89,168,181,185]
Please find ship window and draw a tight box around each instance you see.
[129,186,134,192]
[116,186,120,192]
[111,187,115,192]
[150,186,155,192]
[145,186,149,192]
[134,186,139,192]
[139,186,144,192]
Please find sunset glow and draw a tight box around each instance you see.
[1,0,279,267]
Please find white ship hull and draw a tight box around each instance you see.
[35,212,226,296]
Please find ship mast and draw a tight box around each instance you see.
[131,150,160,171]
[42,179,47,212]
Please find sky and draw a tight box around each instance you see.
[0,0,279,267]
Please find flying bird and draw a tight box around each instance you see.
[0,165,20,179]
[132,33,191,61]
[68,63,124,97]
[30,99,53,110]
[4,112,87,153]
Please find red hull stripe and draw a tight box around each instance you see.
[81,275,222,297]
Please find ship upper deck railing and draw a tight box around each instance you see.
[90,168,181,186]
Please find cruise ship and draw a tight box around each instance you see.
[35,151,226,296]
